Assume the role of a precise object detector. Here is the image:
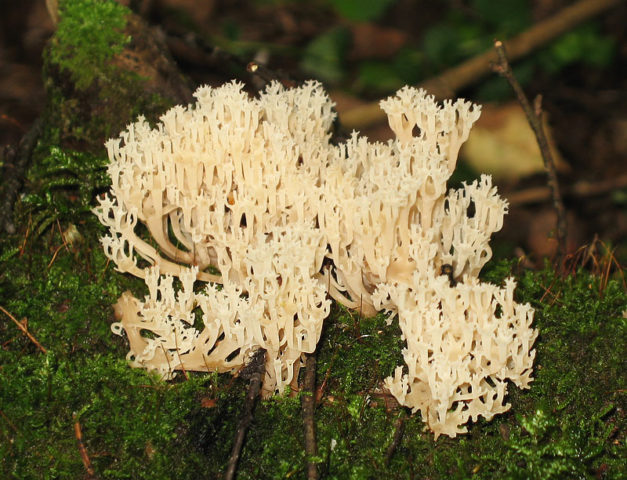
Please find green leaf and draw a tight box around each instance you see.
[330,0,396,22]
[472,0,531,34]
[540,23,615,73]
[356,61,403,93]
[301,27,351,83]
[392,48,425,85]
[422,23,460,68]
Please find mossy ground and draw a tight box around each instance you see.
[0,212,625,479]
[1,0,625,478]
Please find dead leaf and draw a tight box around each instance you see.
[200,397,217,409]
[461,102,569,181]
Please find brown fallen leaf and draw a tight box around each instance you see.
[461,102,570,181]
[200,397,218,409]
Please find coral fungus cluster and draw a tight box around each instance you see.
[94,81,537,437]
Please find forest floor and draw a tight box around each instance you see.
[0,1,625,479]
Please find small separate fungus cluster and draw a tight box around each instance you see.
[94,81,537,438]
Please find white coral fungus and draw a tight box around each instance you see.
[94,80,537,437]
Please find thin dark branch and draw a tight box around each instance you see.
[246,61,295,88]
[164,31,294,90]
[301,352,319,480]
[0,305,47,354]
[384,411,406,466]
[340,0,623,129]
[507,173,627,206]
[224,348,266,480]
[491,40,567,260]
[0,117,43,234]
[73,412,99,480]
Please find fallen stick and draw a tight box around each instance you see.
[73,412,98,480]
[164,31,295,90]
[224,349,266,480]
[339,0,623,130]
[384,412,406,467]
[507,174,627,206]
[0,305,47,354]
[492,40,567,258]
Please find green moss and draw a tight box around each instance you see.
[41,0,179,151]
[1,237,625,478]
[3,14,623,480]
[50,0,130,90]
[44,0,136,145]
[19,147,109,240]
[5,2,623,478]
[316,305,404,395]
[0,353,213,478]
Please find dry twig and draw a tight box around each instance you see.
[302,352,319,480]
[339,0,622,130]
[0,305,47,354]
[164,32,294,91]
[491,40,567,259]
[73,412,98,480]
[225,349,266,480]
[384,411,406,466]
[47,244,66,270]
[507,174,627,206]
